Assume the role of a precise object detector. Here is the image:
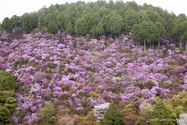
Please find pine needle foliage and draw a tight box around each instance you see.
[103,103,123,125]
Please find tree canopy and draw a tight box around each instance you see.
[0,0,186,42]
[47,21,58,34]
[103,103,123,125]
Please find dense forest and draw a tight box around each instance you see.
[1,0,187,47]
[1,0,187,125]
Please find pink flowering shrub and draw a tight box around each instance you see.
[0,30,186,124]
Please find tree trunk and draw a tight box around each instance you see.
[138,41,139,48]
[150,42,151,49]
[52,34,53,44]
[186,41,187,50]
[104,32,107,47]
[180,36,182,50]
[153,42,154,50]
[100,36,101,40]
[158,40,160,47]
[104,31,106,42]
[138,41,140,48]
[44,17,45,27]
[144,38,146,51]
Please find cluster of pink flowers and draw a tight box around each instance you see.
[0,31,187,124]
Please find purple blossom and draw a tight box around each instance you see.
[11,117,18,124]
[184,75,187,84]
[141,89,151,98]
[150,86,159,97]
[120,93,131,102]
[53,91,63,97]
[97,98,106,104]
[22,103,29,110]
[71,93,76,98]
[31,106,37,112]
[83,86,92,93]
[53,86,62,91]
[34,83,41,92]
[157,63,164,68]
[42,53,50,60]
[38,103,42,108]
[76,106,84,111]
[160,88,171,97]
[58,105,63,110]
[25,113,38,125]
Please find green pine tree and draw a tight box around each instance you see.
[150,100,176,125]
[182,31,187,50]
[166,18,175,33]
[172,23,183,49]
[155,22,165,46]
[131,24,141,47]
[156,17,166,28]
[74,17,87,36]
[45,13,58,26]
[66,22,73,34]
[95,26,104,39]
[124,8,141,33]
[47,21,58,34]
[1,17,12,32]
[57,12,65,29]
[103,103,123,125]
[147,22,159,49]
[138,21,149,51]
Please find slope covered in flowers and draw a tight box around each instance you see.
[0,31,187,124]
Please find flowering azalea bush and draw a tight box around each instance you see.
[0,31,187,124]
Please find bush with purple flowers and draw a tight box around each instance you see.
[0,21,187,124]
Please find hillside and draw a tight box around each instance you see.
[0,31,187,124]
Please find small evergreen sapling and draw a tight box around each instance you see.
[0,72,16,91]
[150,100,176,125]
[103,103,123,125]
[39,103,56,124]
[0,106,12,125]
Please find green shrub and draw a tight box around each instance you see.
[89,92,99,100]
[0,90,14,104]
[136,110,150,125]
[4,97,16,113]
[121,103,138,125]
[150,100,176,125]
[73,111,97,125]
[39,103,56,124]
[32,27,41,33]
[82,111,97,123]
[0,106,12,125]
[103,103,123,125]
[41,27,47,32]
[172,95,182,108]
[73,115,83,125]
[174,106,184,118]
[0,72,3,79]
[122,103,137,116]
[0,72,16,91]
